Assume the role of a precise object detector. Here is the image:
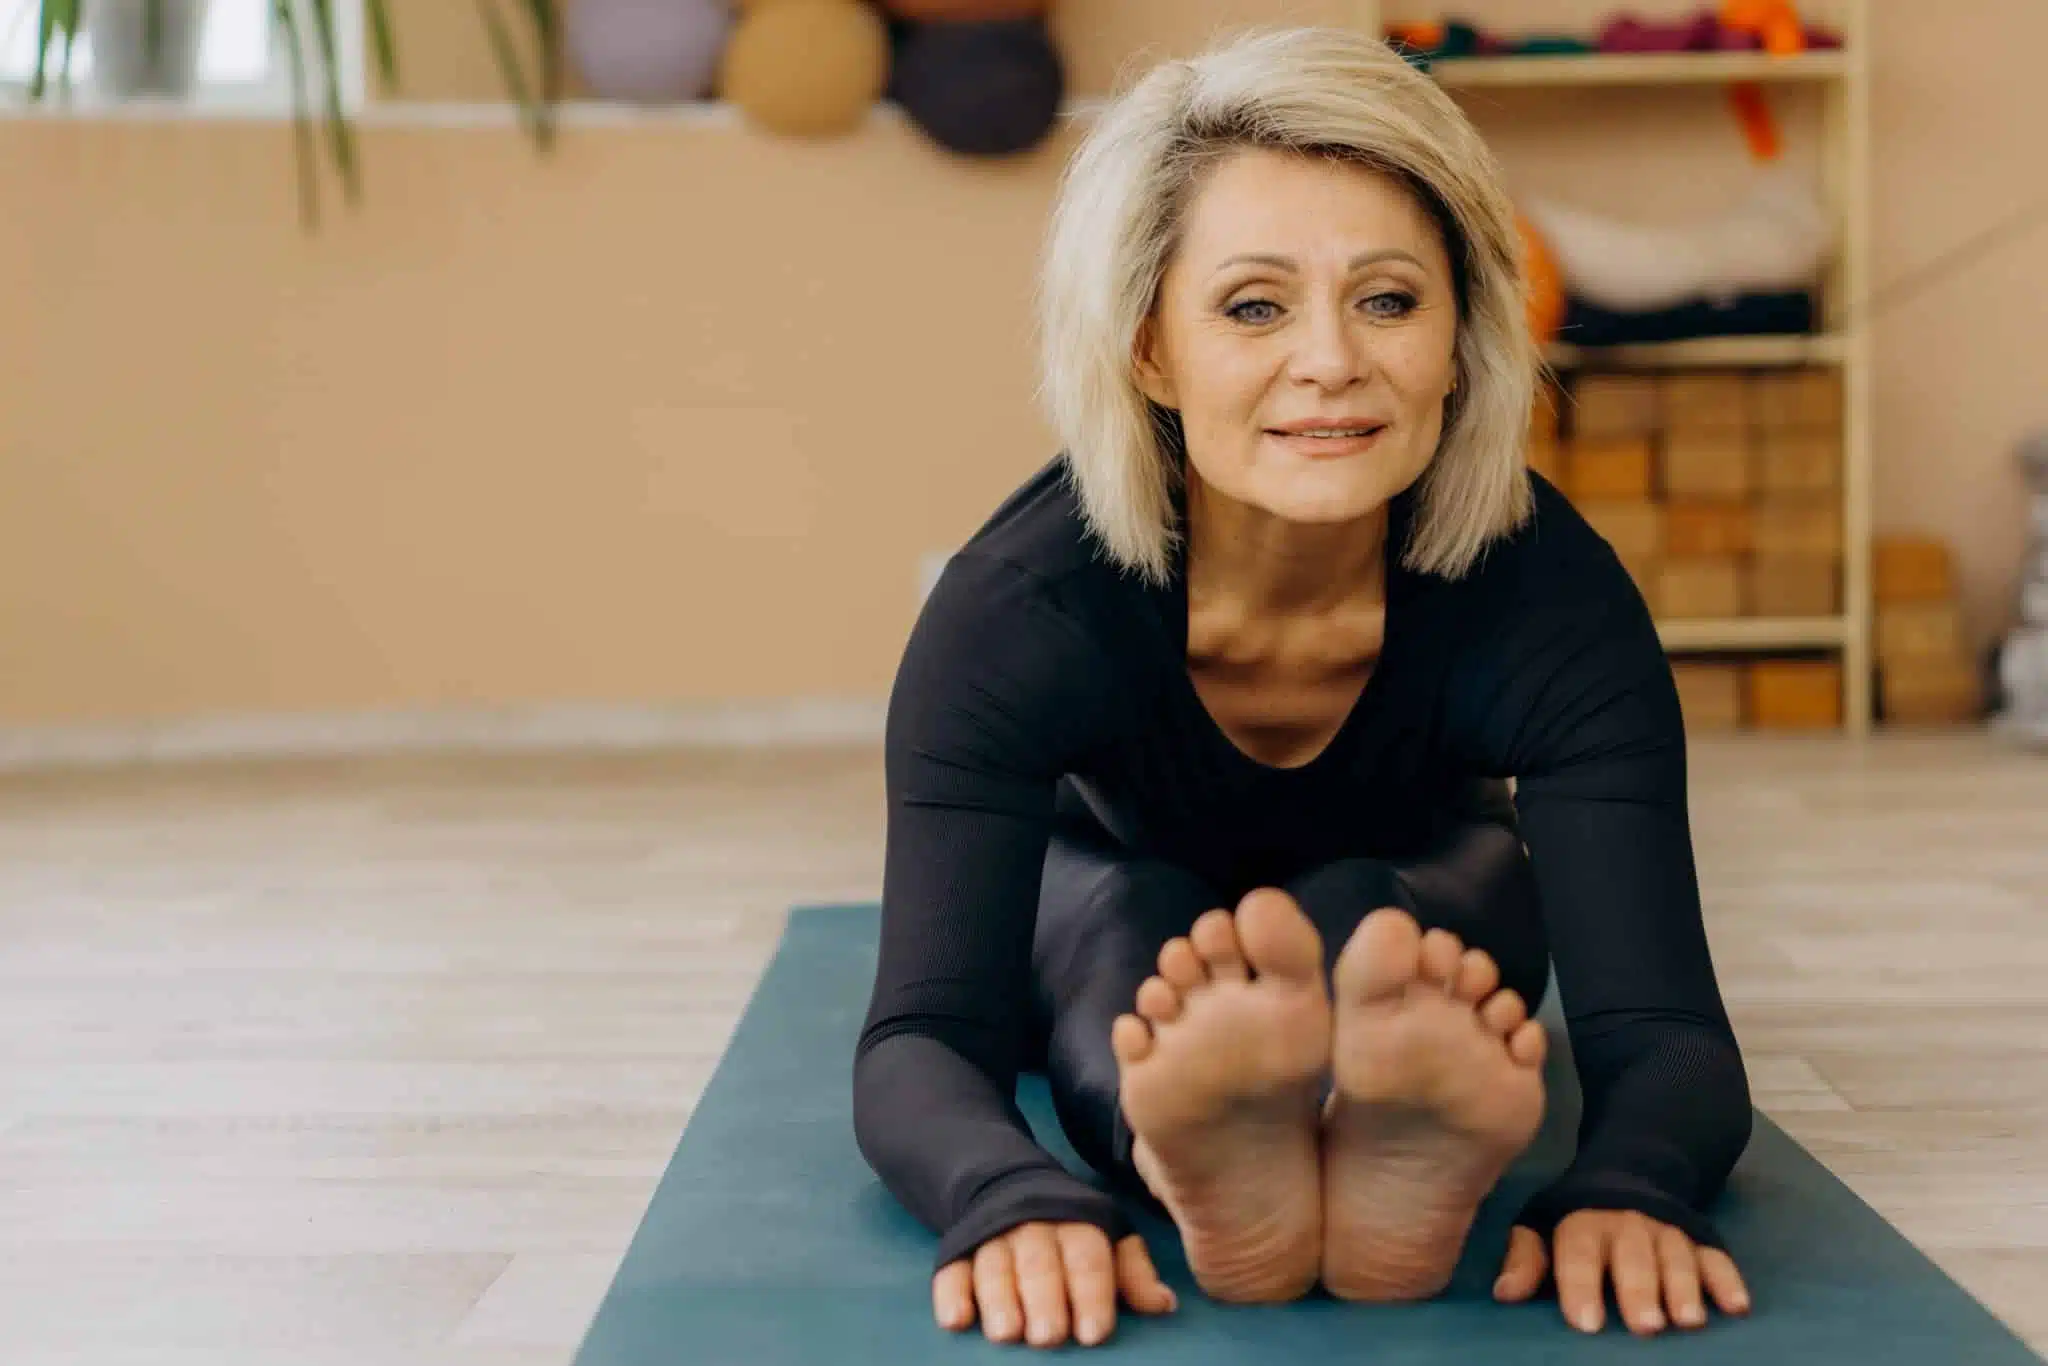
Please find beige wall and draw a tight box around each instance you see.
[0,0,2039,727]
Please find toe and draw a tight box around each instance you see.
[1332,906,1422,1006]
[1135,976,1182,1025]
[1189,908,1249,982]
[1479,988,1528,1037]
[1111,1013,1153,1067]
[1157,938,1207,993]
[1234,888,1325,985]
[1419,928,1464,990]
[1507,1019,1548,1068]
[1453,948,1500,1004]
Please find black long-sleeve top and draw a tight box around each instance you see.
[853,456,1752,1273]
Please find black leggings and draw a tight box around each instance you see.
[1027,814,1551,1203]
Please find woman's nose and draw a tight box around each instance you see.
[1289,302,1369,389]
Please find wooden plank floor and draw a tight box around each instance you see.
[0,732,2042,1363]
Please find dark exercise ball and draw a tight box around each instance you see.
[889,16,1064,157]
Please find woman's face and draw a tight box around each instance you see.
[1134,147,1460,526]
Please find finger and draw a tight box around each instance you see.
[1699,1247,1753,1317]
[1657,1225,1707,1330]
[1553,1218,1612,1334]
[1117,1234,1179,1315]
[1611,1218,1667,1336]
[1009,1223,1072,1347]
[1494,1225,1549,1302]
[1057,1226,1118,1347]
[973,1238,1024,1344]
[933,1261,976,1333]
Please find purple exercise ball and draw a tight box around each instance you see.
[568,0,734,103]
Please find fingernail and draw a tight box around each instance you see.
[1680,1304,1707,1327]
[1163,1288,1180,1312]
[1733,1293,1752,1313]
[1079,1316,1105,1343]
[1576,1307,1602,1333]
[1639,1309,1666,1334]
[987,1312,1013,1337]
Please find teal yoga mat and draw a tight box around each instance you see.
[572,904,2042,1363]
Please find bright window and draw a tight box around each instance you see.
[0,1,363,110]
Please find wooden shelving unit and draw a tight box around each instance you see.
[1427,48,1848,89]
[1404,1,1873,731]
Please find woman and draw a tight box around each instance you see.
[852,23,1754,1350]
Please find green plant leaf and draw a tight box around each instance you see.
[522,0,560,149]
[273,0,321,229]
[365,0,398,93]
[475,0,541,146]
[307,0,360,205]
[31,0,84,99]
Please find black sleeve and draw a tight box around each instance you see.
[1446,532,1753,1253]
[852,553,1136,1272]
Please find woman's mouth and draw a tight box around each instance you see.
[1266,424,1388,456]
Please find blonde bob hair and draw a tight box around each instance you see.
[1035,24,1539,586]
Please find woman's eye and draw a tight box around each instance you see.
[1366,291,1418,318]
[1226,299,1279,324]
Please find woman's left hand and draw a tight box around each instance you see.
[1493,1210,1752,1336]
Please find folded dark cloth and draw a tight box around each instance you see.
[1555,291,1817,347]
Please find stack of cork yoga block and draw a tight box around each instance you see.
[1528,365,1847,730]
[1874,535,1981,723]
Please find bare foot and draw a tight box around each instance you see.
[1111,888,1330,1304]
[1320,907,1547,1302]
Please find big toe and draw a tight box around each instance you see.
[1234,888,1325,984]
[1333,905,1424,1005]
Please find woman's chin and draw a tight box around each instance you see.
[1249,467,1406,525]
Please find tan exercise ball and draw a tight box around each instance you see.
[721,0,889,136]
[880,0,1049,18]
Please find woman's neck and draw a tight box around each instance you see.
[1183,471,1390,619]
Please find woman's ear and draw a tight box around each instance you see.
[1131,315,1178,409]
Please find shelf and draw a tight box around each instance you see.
[1657,617,1847,652]
[1427,50,1849,89]
[1546,334,1847,370]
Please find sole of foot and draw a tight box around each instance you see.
[1319,906,1547,1302]
[1111,887,1331,1305]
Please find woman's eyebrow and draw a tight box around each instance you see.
[1210,248,1427,276]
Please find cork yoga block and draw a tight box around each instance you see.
[1747,556,1841,617]
[1753,369,1842,430]
[1659,372,1752,433]
[1880,654,1982,724]
[1874,536,1954,604]
[1664,501,1754,558]
[1658,558,1744,619]
[1758,430,1841,494]
[1671,660,1744,731]
[1747,659,1843,729]
[1662,429,1755,499]
[1576,499,1664,561]
[1571,374,1659,439]
[1876,601,1965,663]
[1566,437,1655,500]
[1753,499,1844,558]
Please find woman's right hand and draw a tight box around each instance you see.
[933,1222,1178,1348]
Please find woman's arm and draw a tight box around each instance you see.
[1449,534,1753,1251]
[853,553,1134,1271]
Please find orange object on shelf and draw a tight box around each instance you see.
[1748,659,1843,729]
[1720,0,1808,55]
